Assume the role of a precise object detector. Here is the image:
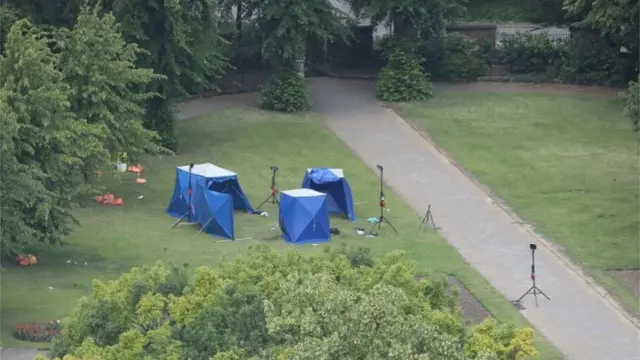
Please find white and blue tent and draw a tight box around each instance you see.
[279,189,330,244]
[193,184,235,240]
[301,168,356,221]
[166,163,253,218]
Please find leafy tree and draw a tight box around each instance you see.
[0,3,20,53]
[47,246,537,360]
[100,0,228,150]
[256,0,349,111]
[56,5,166,164]
[0,19,105,253]
[563,0,639,57]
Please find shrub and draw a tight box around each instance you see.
[259,68,310,112]
[377,47,433,102]
[14,320,62,342]
[442,33,488,80]
[46,246,537,360]
[623,76,640,132]
[557,32,623,85]
[500,33,563,74]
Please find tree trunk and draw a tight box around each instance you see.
[235,0,243,34]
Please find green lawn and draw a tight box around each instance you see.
[398,91,640,317]
[0,108,561,359]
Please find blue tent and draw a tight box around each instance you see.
[301,168,356,221]
[193,184,235,240]
[279,189,330,244]
[167,163,253,218]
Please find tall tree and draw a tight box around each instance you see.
[56,5,166,163]
[0,19,106,253]
[47,246,537,360]
[256,0,350,112]
[99,0,228,150]
[563,0,639,56]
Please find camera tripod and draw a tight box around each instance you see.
[514,244,550,307]
[369,165,398,234]
[169,163,196,229]
[257,166,280,208]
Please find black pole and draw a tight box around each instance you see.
[188,163,194,223]
[270,167,277,204]
[379,165,384,219]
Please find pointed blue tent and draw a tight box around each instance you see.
[193,184,235,240]
[279,189,330,244]
[166,163,253,218]
[301,168,356,221]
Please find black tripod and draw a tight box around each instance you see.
[257,166,280,208]
[369,165,398,234]
[169,163,196,229]
[514,244,550,307]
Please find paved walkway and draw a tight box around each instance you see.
[306,77,640,360]
[0,348,47,360]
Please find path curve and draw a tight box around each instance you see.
[305,77,639,360]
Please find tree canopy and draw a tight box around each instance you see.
[0,7,166,255]
[46,245,537,360]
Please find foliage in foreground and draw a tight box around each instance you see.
[623,76,640,132]
[377,47,434,102]
[46,245,537,360]
[260,69,310,112]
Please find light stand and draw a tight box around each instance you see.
[257,166,280,208]
[514,244,550,307]
[369,165,398,234]
[169,163,196,229]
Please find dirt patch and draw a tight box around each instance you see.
[447,276,492,325]
[609,270,640,298]
[415,274,492,325]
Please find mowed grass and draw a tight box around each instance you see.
[398,91,640,316]
[1,108,561,358]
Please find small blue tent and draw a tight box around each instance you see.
[301,168,356,221]
[167,163,253,218]
[279,189,330,244]
[193,184,234,240]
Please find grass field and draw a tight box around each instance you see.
[0,108,561,359]
[398,91,640,317]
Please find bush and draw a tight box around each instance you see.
[260,68,310,112]
[377,47,434,102]
[623,76,640,132]
[45,246,537,360]
[557,32,623,85]
[442,33,488,80]
[500,33,563,74]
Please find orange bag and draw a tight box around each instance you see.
[113,198,124,205]
[135,178,147,184]
[102,193,115,204]
[127,164,143,173]
[27,254,38,265]
[94,195,104,203]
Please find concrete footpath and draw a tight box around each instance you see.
[307,77,640,360]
